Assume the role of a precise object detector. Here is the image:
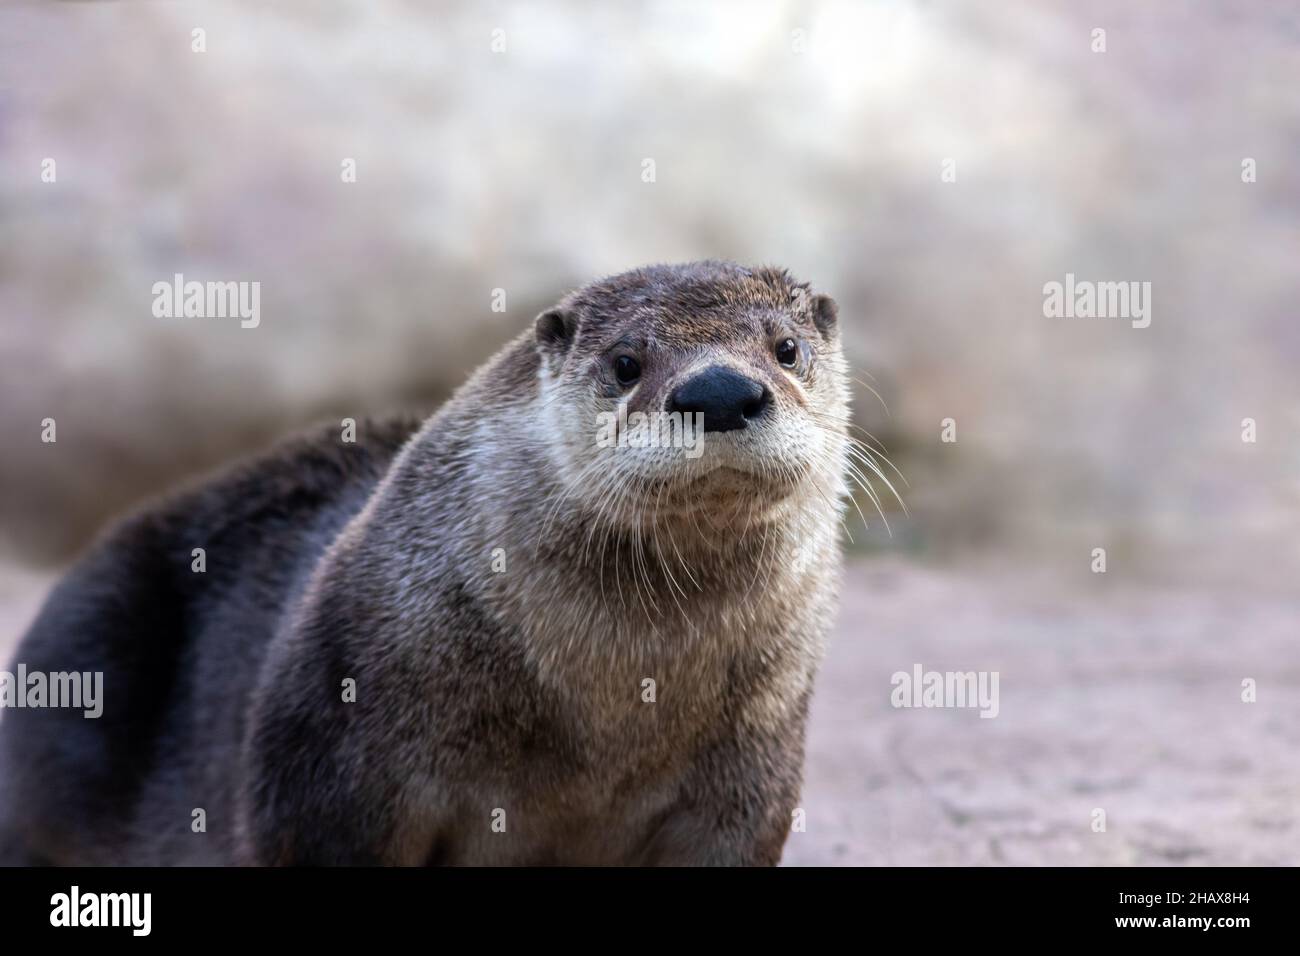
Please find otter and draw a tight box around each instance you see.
[0,261,866,865]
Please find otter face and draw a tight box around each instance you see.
[534,262,852,529]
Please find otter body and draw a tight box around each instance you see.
[0,262,854,865]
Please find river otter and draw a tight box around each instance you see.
[0,261,866,865]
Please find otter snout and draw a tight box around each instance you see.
[667,365,771,433]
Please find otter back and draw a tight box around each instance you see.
[0,416,421,865]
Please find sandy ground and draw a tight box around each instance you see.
[2,558,1296,866]
[786,561,1300,866]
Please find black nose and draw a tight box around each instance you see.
[667,365,771,433]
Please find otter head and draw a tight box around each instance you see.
[533,261,851,535]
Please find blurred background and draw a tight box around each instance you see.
[1,0,1297,864]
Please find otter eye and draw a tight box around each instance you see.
[775,338,798,367]
[614,355,641,386]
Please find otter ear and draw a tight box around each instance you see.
[811,294,838,340]
[535,307,576,356]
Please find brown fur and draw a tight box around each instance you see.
[1,261,854,866]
